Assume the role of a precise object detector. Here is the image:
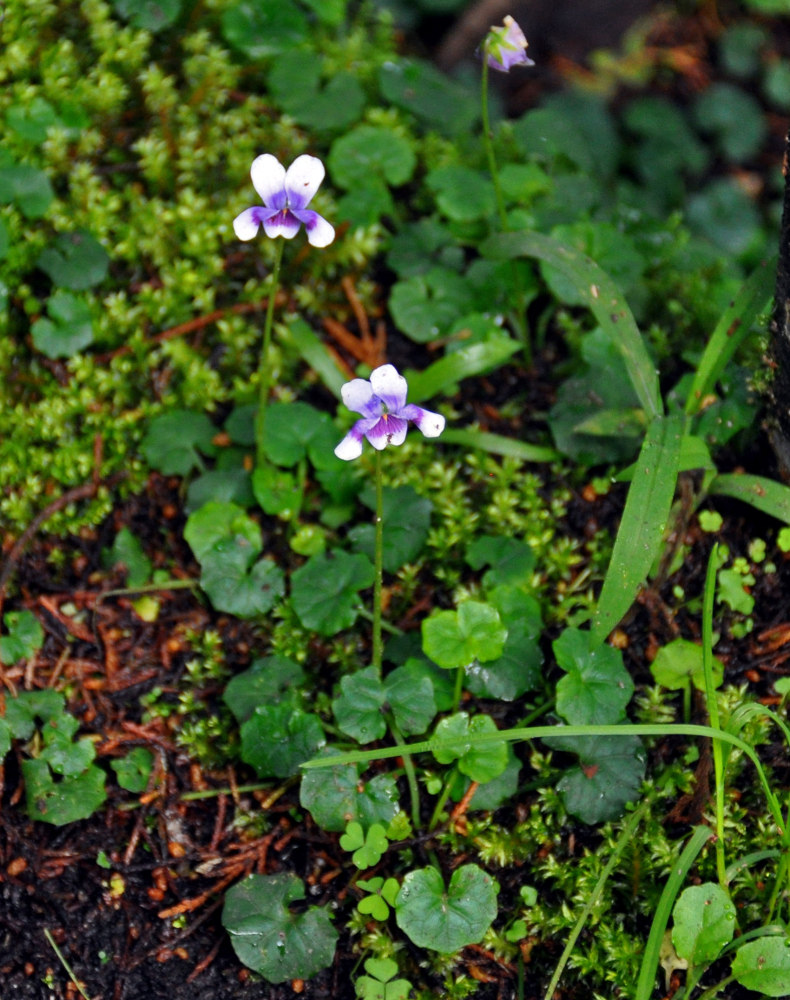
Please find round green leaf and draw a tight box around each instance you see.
[22,758,106,825]
[111,747,154,793]
[184,501,260,564]
[142,411,217,476]
[221,0,308,59]
[31,291,94,359]
[300,752,399,832]
[329,125,416,191]
[5,97,58,144]
[389,269,473,343]
[731,937,790,997]
[241,704,325,778]
[350,484,433,572]
[112,0,182,30]
[201,547,284,618]
[395,864,498,953]
[384,665,437,735]
[548,733,646,823]
[269,54,364,132]
[0,163,54,218]
[223,656,305,724]
[333,668,387,744]
[422,600,507,670]
[553,628,633,725]
[37,230,109,290]
[427,165,496,223]
[672,884,736,966]
[432,712,508,783]
[291,550,374,636]
[1,610,44,664]
[222,873,337,983]
[651,638,724,693]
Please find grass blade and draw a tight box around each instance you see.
[710,472,790,523]
[406,338,520,402]
[482,230,662,418]
[440,428,558,462]
[685,257,776,415]
[591,414,683,643]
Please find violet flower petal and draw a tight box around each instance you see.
[369,364,407,413]
[250,153,288,208]
[284,154,325,211]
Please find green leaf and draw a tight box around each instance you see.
[22,757,107,825]
[329,126,416,191]
[437,428,558,462]
[426,166,496,223]
[223,656,305,724]
[3,690,64,740]
[299,752,399,831]
[262,401,338,467]
[112,0,182,30]
[284,318,347,400]
[395,864,498,953]
[350,485,432,572]
[1,610,44,664]
[6,97,58,144]
[0,163,54,217]
[291,550,375,635]
[453,744,521,812]
[111,747,154,793]
[269,53,364,132]
[37,231,110,290]
[357,878,401,923]
[142,411,217,476]
[591,415,683,642]
[333,668,387,744]
[389,268,473,343]
[687,179,761,255]
[731,937,790,997]
[186,467,254,514]
[693,83,766,162]
[31,291,94,359]
[482,230,661,419]
[432,713,508,783]
[104,528,151,588]
[241,704,324,778]
[251,464,300,517]
[201,544,284,618]
[685,258,774,415]
[222,873,337,983]
[422,600,507,670]
[221,0,308,59]
[299,0,346,24]
[40,714,95,776]
[672,883,736,966]
[384,665,437,735]
[651,638,723,693]
[547,733,646,823]
[379,58,477,137]
[340,821,388,868]
[554,629,634,725]
[710,473,790,524]
[184,501,261,563]
[466,536,535,589]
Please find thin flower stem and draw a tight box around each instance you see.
[255,238,285,468]
[702,544,727,887]
[452,664,464,713]
[480,55,532,366]
[372,449,384,677]
[428,777,454,832]
[388,715,421,828]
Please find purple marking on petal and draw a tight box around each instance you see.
[233,207,264,241]
[402,404,445,438]
[284,154,324,211]
[370,364,407,413]
[263,209,301,240]
[366,414,408,450]
[341,378,381,418]
[250,154,287,208]
[293,209,335,248]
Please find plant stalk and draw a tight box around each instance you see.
[372,448,384,677]
[255,238,285,468]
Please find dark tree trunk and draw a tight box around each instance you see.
[769,129,790,481]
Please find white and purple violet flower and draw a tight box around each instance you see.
[334,364,445,461]
[483,16,534,73]
[233,153,335,248]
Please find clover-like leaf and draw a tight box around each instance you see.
[672,884,736,967]
[731,937,790,997]
[241,704,324,778]
[3,689,64,740]
[291,550,374,636]
[422,600,507,670]
[222,873,337,983]
[142,411,217,476]
[333,668,387,744]
[340,821,388,869]
[300,752,399,832]
[395,864,498,953]
[432,713,508,784]
[553,628,633,725]
[31,291,94,359]
[357,878,401,922]
[355,955,413,1000]
[547,732,646,823]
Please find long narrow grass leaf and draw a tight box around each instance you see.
[591,414,683,643]
[686,257,776,415]
[482,231,662,418]
[285,318,347,399]
[635,825,714,1000]
[406,339,520,402]
[710,473,790,523]
[440,428,559,462]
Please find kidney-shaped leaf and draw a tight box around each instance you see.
[672,883,736,966]
[553,628,633,725]
[291,550,374,636]
[222,873,337,983]
[731,937,790,997]
[300,752,399,832]
[422,601,507,670]
[395,864,498,953]
[547,732,646,823]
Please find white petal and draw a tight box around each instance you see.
[370,364,407,412]
[417,409,445,438]
[303,212,335,248]
[250,154,286,208]
[233,207,262,241]
[284,154,325,211]
[341,378,378,417]
[334,432,363,460]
